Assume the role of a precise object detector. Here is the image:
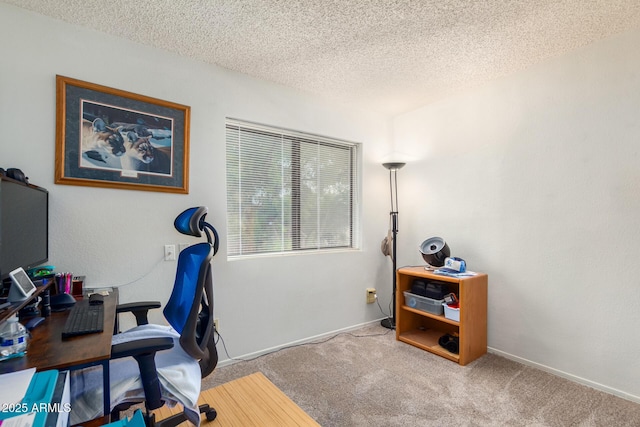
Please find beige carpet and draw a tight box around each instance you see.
[204,324,640,426]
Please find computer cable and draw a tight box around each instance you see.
[373,292,393,325]
[105,256,165,288]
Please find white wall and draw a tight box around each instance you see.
[0,4,394,362]
[4,0,638,404]
[394,28,640,400]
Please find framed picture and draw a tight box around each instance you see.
[55,75,190,193]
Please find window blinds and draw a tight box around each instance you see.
[226,119,360,257]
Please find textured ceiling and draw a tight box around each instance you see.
[5,0,640,115]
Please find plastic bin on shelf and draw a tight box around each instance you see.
[443,303,460,322]
[403,291,444,315]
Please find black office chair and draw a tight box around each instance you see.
[109,206,220,426]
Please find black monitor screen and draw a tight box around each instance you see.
[0,178,49,280]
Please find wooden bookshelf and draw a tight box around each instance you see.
[395,267,488,365]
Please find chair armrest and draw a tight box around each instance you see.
[116,301,162,326]
[111,337,174,360]
[111,337,174,410]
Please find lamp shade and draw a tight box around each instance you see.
[382,162,406,171]
[419,237,450,267]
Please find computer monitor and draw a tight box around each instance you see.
[0,176,49,281]
[8,267,36,302]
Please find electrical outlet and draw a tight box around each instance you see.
[164,244,176,261]
[366,288,376,304]
[214,318,219,333]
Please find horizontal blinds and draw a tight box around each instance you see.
[226,119,359,257]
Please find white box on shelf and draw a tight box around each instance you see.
[443,304,460,322]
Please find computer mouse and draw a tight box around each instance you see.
[89,293,104,305]
[50,293,76,311]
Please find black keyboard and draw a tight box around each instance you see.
[61,301,104,339]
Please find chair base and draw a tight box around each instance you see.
[148,404,217,427]
[112,403,217,427]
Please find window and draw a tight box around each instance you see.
[226,119,360,257]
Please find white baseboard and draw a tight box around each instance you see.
[216,318,385,368]
[488,347,640,404]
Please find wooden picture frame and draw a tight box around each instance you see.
[55,75,190,193]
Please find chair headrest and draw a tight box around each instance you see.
[174,206,208,237]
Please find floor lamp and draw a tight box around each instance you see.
[381,161,405,329]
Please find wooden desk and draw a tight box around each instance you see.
[0,289,118,419]
[0,290,117,373]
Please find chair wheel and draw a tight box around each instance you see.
[205,408,217,421]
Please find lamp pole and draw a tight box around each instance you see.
[381,162,405,329]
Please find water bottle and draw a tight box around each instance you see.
[0,315,28,361]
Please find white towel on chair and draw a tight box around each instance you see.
[69,324,202,426]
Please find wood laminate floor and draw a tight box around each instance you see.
[153,372,320,426]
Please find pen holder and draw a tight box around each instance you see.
[55,272,74,294]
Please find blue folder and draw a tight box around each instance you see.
[100,409,146,427]
[0,370,59,427]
